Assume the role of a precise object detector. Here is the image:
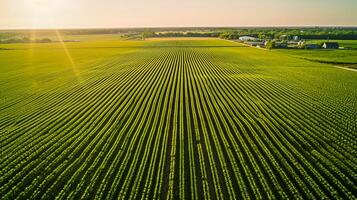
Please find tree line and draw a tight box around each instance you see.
[0,37,52,44]
[218,27,357,40]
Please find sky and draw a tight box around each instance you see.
[0,0,356,29]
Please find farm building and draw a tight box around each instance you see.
[246,41,265,47]
[239,36,258,41]
[322,42,339,49]
[304,44,320,49]
[297,41,320,49]
[279,35,289,40]
[275,42,288,48]
[288,41,299,45]
[298,40,305,46]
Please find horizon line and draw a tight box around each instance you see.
[1,25,357,31]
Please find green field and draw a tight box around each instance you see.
[276,49,357,64]
[276,40,357,65]
[305,40,357,49]
[0,37,356,199]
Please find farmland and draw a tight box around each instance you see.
[276,49,357,66]
[275,40,357,66]
[0,37,356,199]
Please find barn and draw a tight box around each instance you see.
[322,42,339,49]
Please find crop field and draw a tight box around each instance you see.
[0,37,357,199]
[277,49,357,65]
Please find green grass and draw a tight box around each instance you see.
[305,40,357,49]
[276,40,357,65]
[276,49,357,64]
[277,40,357,65]
[0,37,356,199]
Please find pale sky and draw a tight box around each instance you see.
[0,0,356,29]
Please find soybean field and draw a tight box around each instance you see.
[0,38,356,199]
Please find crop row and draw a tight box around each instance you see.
[0,46,356,199]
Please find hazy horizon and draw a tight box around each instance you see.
[1,25,357,31]
[1,0,356,29]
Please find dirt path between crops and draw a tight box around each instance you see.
[333,65,357,72]
[296,57,357,72]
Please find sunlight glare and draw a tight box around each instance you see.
[54,30,84,84]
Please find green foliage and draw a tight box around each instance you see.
[0,37,52,44]
[217,27,357,40]
[219,32,240,40]
[0,37,356,199]
[2,27,357,43]
[141,31,155,40]
[276,43,357,63]
[265,40,276,49]
[154,31,219,38]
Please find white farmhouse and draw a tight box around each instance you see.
[239,36,258,41]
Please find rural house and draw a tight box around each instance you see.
[239,36,258,41]
[322,42,339,49]
[298,40,305,46]
[298,41,320,49]
[279,35,289,40]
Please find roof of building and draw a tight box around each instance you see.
[323,42,339,48]
[239,36,257,41]
[306,44,320,46]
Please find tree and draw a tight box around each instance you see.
[265,41,276,49]
[141,32,155,40]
